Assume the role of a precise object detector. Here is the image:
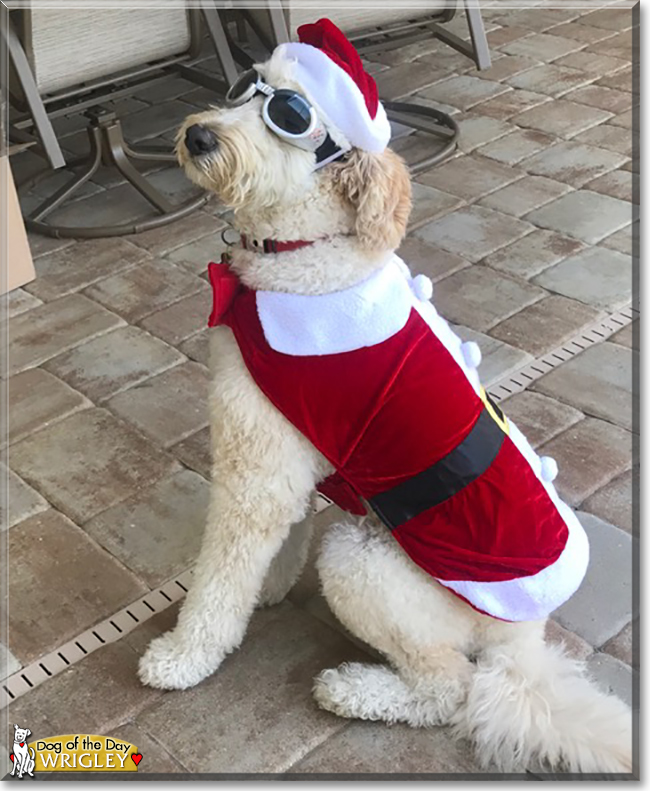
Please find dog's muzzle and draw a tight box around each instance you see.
[185,124,219,157]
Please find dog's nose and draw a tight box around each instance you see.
[185,124,218,156]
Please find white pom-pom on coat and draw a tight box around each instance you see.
[540,456,558,483]
[411,274,433,302]
[461,341,482,369]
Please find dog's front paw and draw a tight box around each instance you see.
[138,631,220,690]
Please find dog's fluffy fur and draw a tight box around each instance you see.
[138,47,632,774]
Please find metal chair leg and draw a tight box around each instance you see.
[267,2,291,44]
[3,16,66,169]
[465,1,492,71]
[200,1,240,85]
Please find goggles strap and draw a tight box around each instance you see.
[314,134,346,170]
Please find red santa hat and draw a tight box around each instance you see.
[277,18,391,153]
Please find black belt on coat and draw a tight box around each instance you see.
[369,406,506,531]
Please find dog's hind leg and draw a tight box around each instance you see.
[257,513,314,607]
[314,519,477,726]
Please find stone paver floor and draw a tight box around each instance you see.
[2,2,637,777]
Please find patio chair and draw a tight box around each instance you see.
[235,0,492,172]
[4,4,239,237]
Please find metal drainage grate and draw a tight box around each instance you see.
[0,307,636,707]
[487,305,637,403]
[1,570,192,710]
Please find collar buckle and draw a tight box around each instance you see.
[241,234,314,255]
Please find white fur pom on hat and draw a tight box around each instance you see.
[277,18,391,153]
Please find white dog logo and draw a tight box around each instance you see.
[10,725,35,779]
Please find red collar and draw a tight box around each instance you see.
[240,234,314,254]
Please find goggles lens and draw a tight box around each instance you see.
[226,68,259,104]
[266,90,313,136]
[223,73,344,167]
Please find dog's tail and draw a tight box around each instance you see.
[451,639,633,774]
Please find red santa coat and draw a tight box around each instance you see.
[208,256,589,622]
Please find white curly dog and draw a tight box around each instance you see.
[138,22,632,775]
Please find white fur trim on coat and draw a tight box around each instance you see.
[438,494,589,622]
[256,255,483,396]
[256,259,412,356]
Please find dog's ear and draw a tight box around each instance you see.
[25,729,31,737]
[334,148,411,253]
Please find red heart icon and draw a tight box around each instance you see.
[131,753,143,767]
[9,754,14,762]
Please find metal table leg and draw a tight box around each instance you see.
[22,109,209,238]
[29,127,102,221]
[384,102,459,173]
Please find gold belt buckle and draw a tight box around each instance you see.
[480,387,510,436]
